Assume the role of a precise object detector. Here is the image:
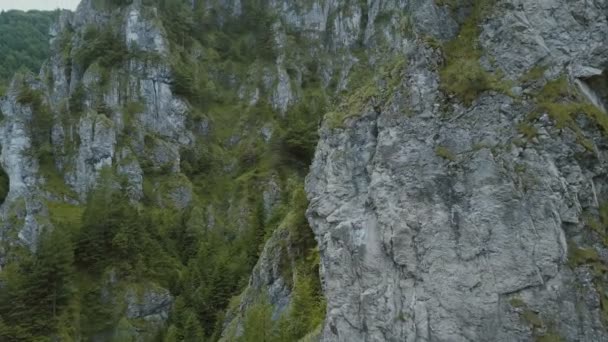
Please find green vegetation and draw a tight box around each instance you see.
[435,145,456,161]
[521,309,543,328]
[327,56,407,128]
[585,203,608,245]
[109,1,326,336]
[1,0,328,340]
[510,296,565,341]
[570,204,608,328]
[568,239,608,326]
[326,80,378,128]
[275,98,326,166]
[238,271,325,342]
[253,187,326,341]
[92,0,135,10]
[159,0,278,111]
[533,77,608,137]
[16,80,77,198]
[0,10,58,93]
[568,244,600,267]
[0,227,74,340]
[74,26,129,71]
[240,297,274,342]
[577,204,608,253]
[439,0,513,105]
[46,201,84,227]
[517,122,538,140]
[68,83,86,115]
[15,82,53,151]
[516,76,608,151]
[509,297,526,308]
[520,65,547,83]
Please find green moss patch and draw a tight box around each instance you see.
[46,201,84,227]
[517,122,538,140]
[528,76,608,150]
[567,240,608,326]
[510,297,565,340]
[520,65,547,83]
[435,146,456,161]
[509,297,526,308]
[439,0,514,105]
[327,56,408,128]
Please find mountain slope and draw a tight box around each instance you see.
[0,0,365,339]
[306,0,608,341]
[0,0,607,341]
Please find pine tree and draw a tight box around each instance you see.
[0,227,75,339]
[183,310,205,342]
[26,227,75,334]
[163,325,179,342]
[288,272,326,339]
[0,262,33,341]
[113,317,136,342]
[240,297,273,342]
[75,171,131,271]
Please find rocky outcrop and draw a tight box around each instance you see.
[72,112,116,198]
[125,285,173,322]
[2,0,607,340]
[306,1,608,341]
[0,80,45,252]
[0,0,193,249]
[220,1,457,334]
[481,0,608,79]
[0,0,188,334]
[222,228,293,339]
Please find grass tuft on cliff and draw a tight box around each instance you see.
[438,0,513,105]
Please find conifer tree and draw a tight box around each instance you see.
[30,227,75,324]
[183,310,205,342]
[240,297,273,342]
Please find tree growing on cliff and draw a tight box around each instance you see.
[0,226,74,339]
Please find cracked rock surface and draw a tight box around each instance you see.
[306,1,608,341]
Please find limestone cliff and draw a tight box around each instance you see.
[0,0,607,341]
[306,0,608,341]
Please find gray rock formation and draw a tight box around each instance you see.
[306,1,608,341]
[0,81,45,251]
[222,228,293,339]
[0,0,187,333]
[0,0,193,249]
[125,285,173,322]
[2,0,607,340]
[221,1,457,334]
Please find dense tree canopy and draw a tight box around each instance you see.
[0,10,57,93]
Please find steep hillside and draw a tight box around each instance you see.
[0,10,59,93]
[0,0,325,339]
[0,0,607,341]
[307,0,608,341]
[0,0,393,339]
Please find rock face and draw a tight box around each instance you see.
[2,0,608,340]
[219,0,457,335]
[0,81,45,250]
[0,0,192,250]
[306,1,608,341]
[125,285,173,322]
[222,227,293,338]
[0,0,184,333]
